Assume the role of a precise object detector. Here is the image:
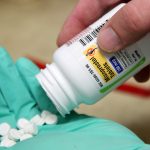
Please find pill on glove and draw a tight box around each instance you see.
[1,135,9,141]
[41,110,51,118]
[20,134,33,141]
[30,114,45,126]
[45,113,58,124]
[0,138,16,147]
[17,118,30,129]
[22,123,38,135]
[41,110,58,125]
[0,123,11,136]
[8,129,23,141]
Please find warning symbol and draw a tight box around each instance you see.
[86,47,97,56]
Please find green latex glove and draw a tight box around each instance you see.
[0,48,41,128]
[0,47,149,150]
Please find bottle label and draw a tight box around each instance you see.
[83,44,116,83]
[83,43,145,93]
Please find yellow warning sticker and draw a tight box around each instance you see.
[83,44,116,82]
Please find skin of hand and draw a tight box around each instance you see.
[57,0,150,82]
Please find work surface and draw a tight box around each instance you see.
[0,0,150,143]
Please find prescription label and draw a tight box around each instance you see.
[83,44,116,83]
[83,43,145,93]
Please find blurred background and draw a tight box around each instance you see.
[0,0,150,143]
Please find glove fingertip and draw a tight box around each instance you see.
[0,47,14,63]
[0,47,8,55]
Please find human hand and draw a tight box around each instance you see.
[0,48,59,124]
[57,0,150,82]
[0,47,59,147]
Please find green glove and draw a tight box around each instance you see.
[0,89,16,127]
[12,118,150,150]
[0,47,149,150]
[0,48,41,123]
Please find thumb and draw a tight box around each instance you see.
[98,0,150,52]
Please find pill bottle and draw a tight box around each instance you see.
[36,3,150,116]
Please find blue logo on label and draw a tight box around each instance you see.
[109,56,123,74]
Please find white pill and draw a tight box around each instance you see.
[18,129,25,135]
[1,135,9,141]
[0,138,16,147]
[22,123,38,135]
[0,123,11,136]
[8,129,23,141]
[41,110,51,118]
[17,118,30,129]
[30,115,45,126]
[20,134,33,141]
[41,110,58,125]
[44,114,58,125]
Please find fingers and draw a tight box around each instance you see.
[98,0,150,52]
[57,0,122,46]
[0,90,16,127]
[134,65,150,82]
[0,48,40,119]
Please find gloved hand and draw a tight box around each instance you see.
[0,47,149,150]
[0,47,58,127]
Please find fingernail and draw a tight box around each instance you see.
[98,27,122,52]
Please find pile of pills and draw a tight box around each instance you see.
[0,110,58,148]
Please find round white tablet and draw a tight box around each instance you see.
[20,134,33,141]
[0,123,11,136]
[22,123,38,135]
[41,110,51,119]
[17,118,30,129]
[1,135,9,141]
[30,115,45,126]
[44,114,58,125]
[41,110,58,125]
[0,138,16,147]
[8,128,23,141]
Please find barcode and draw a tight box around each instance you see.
[79,20,108,46]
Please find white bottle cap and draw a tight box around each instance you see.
[36,63,79,117]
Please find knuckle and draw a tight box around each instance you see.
[121,4,144,33]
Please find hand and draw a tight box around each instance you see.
[0,47,59,147]
[0,47,149,150]
[0,47,58,129]
[57,0,150,82]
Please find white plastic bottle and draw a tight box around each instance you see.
[36,3,150,116]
